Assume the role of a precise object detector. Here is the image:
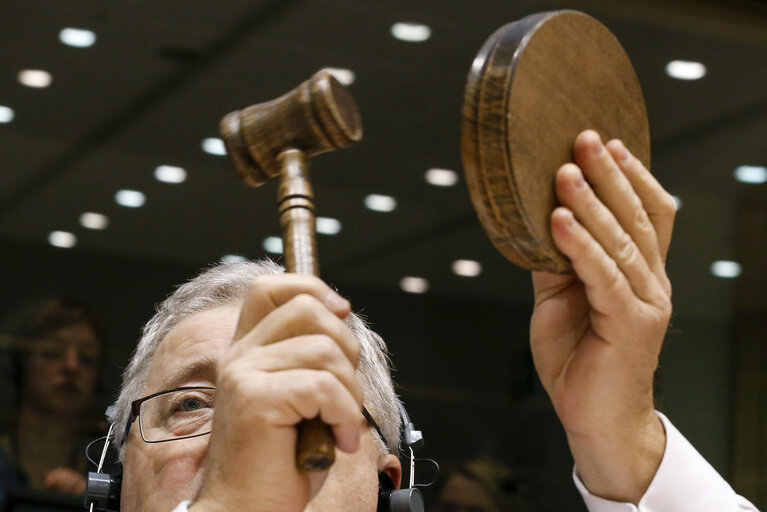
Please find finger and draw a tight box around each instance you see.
[550,207,635,316]
[234,274,350,343]
[233,335,364,405]
[277,369,363,453]
[555,165,663,305]
[605,139,677,262]
[572,131,664,278]
[236,294,361,367]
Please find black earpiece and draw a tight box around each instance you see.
[86,470,122,512]
[375,403,431,512]
[85,407,122,512]
[378,472,424,512]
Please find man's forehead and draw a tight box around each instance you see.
[145,304,240,392]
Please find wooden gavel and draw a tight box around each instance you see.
[218,8,650,473]
[219,69,362,471]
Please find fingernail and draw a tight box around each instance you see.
[574,170,586,189]
[592,139,603,155]
[325,290,350,311]
[617,140,630,162]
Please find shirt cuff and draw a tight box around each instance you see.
[171,500,193,512]
[573,411,754,512]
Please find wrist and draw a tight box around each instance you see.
[567,409,666,504]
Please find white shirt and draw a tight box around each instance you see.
[171,413,759,512]
[575,412,758,511]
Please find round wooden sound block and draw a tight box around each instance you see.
[461,10,650,273]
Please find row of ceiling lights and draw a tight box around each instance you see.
[13,21,461,280]
[1,21,760,288]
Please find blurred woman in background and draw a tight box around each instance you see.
[0,298,105,499]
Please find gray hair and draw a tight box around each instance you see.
[111,259,401,458]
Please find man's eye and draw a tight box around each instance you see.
[180,398,204,411]
[171,392,214,414]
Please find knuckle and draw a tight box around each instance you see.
[307,275,327,291]
[659,192,677,217]
[605,260,623,292]
[653,297,673,325]
[314,370,338,398]
[604,161,620,179]
[663,276,673,298]
[247,274,273,296]
[614,232,637,266]
[632,203,652,234]
[586,195,602,216]
[291,293,322,319]
[313,335,340,364]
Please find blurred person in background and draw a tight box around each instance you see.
[436,458,535,512]
[0,297,105,502]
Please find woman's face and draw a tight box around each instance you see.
[22,321,101,414]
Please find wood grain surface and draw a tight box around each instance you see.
[462,11,650,273]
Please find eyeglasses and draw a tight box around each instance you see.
[128,386,389,447]
[129,386,215,443]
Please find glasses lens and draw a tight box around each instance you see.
[140,388,215,442]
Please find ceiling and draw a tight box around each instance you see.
[1,0,766,318]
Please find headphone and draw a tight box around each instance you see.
[86,403,433,512]
[84,407,121,512]
[376,403,427,512]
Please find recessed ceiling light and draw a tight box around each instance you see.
[79,212,109,230]
[18,69,52,88]
[734,165,767,184]
[400,276,429,294]
[316,217,342,235]
[672,195,682,211]
[665,60,706,80]
[710,260,742,278]
[364,194,397,212]
[263,236,283,254]
[390,22,432,42]
[154,165,187,184]
[59,27,97,48]
[202,137,226,156]
[221,254,248,264]
[323,67,356,86]
[115,189,146,208]
[48,231,77,248]
[0,106,14,123]
[452,259,482,277]
[425,168,458,187]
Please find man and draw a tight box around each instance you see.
[112,131,756,511]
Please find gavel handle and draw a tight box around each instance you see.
[277,149,336,471]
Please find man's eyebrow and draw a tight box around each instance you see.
[161,356,218,391]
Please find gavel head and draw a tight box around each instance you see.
[220,69,363,187]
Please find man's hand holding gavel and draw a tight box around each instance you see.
[190,275,365,512]
[530,129,676,504]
